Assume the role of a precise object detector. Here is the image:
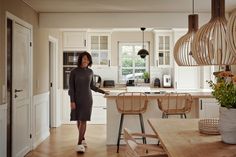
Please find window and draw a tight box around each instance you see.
[119,42,149,82]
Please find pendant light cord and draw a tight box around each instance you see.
[192,0,195,14]
[142,29,144,49]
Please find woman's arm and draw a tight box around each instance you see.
[90,72,109,94]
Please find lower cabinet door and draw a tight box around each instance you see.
[89,106,107,124]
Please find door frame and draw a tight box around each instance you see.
[5,11,33,152]
[48,36,61,127]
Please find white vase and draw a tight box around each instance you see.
[219,107,236,144]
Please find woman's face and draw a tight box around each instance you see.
[81,55,90,68]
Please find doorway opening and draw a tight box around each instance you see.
[6,18,13,157]
[48,36,60,128]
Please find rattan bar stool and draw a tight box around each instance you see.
[157,93,192,119]
[116,92,148,153]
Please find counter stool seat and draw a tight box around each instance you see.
[157,93,193,119]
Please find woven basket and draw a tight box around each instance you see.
[198,118,220,135]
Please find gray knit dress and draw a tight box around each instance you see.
[68,67,105,121]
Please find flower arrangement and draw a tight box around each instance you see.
[207,71,236,109]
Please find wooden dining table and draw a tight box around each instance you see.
[148,118,236,157]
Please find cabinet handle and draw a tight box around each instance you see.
[108,60,110,67]
[200,100,203,110]
[84,40,86,47]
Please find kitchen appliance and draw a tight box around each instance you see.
[126,80,135,86]
[93,74,102,88]
[154,78,161,87]
[63,67,75,89]
[103,80,115,88]
[163,75,171,87]
[63,51,84,65]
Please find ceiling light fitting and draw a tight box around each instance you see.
[174,0,198,66]
[192,0,236,65]
[138,27,149,58]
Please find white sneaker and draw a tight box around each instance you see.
[76,144,85,153]
[82,140,87,147]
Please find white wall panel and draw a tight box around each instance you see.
[33,93,50,148]
[0,104,7,157]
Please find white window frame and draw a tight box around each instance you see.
[118,42,149,83]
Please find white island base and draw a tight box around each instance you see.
[105,92,218,145]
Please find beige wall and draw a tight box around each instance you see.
[34,28,62,94]
[0,0,4,103]
[0,0,38,104]
[111,31,154,66]
[0,0,63,103]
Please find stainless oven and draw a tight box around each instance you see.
[63,51,84,65]
[63,51,84,89]
[63,67,75,89]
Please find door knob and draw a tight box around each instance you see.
[15,89,23,93]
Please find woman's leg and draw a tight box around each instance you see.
[77,120,87,145]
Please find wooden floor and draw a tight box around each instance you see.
[26,124,125,157]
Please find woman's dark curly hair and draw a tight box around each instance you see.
[77,51,93,67]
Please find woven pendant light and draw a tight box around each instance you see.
[192,0,236,65]
[174,0,198,66]
[226,9,236,57]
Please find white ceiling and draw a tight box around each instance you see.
[23,0,236,13]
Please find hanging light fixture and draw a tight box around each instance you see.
[174,0,198,66]
[138,27,149,58]
[192,0,236,65]
[226,9,236,57]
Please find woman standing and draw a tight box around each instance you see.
[68,51,108,153]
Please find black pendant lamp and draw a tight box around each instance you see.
[138,27,149,58]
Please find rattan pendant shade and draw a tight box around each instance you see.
[227,9,236,57]
[174,14,199,66]
[192,0,236,65]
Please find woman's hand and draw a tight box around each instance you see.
[70,102,76,109]
[104,91,109,95]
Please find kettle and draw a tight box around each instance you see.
[93,74,102,88]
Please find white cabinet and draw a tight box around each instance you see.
[63,31,87,50]
[62,90,106,124]
[154,30,173,67]
[199,98,220,118]
[90,92,107,124]
[87,32,111,66]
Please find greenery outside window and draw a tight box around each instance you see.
[119,42,149,83]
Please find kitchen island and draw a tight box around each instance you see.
[104,90,216,145]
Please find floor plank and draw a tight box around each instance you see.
[26,124,125,157]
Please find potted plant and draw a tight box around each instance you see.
[143,72,150,83]
[208,71,236,144]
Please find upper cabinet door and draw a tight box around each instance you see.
[154,30,173,68]
[87,32,111,66]
[63,31,87,50]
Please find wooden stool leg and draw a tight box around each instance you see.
[117,113,124,153]
[139,113,146,144]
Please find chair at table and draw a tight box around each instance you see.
[123,128,167,157]
[157,93,192,118]
[116,92,148,153]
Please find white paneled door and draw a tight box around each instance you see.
[12,22,32,157]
